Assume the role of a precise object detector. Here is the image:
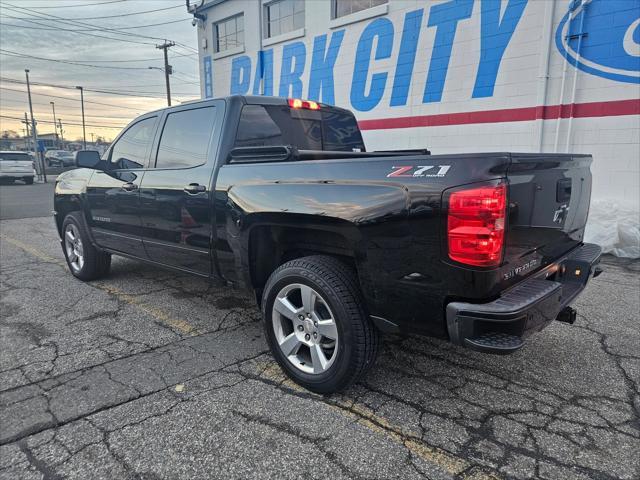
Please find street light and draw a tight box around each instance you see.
[76,86,86,149]
[148,65,172,106]
[49,102,59,149]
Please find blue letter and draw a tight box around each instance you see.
[473,0,528,98]
[351,18,394,112]
[253,49,274,95]
[391,9,424,107]
[279,42,306,98]
[308,30,345,104]
[423,0,474,103]
[230,55,251,94]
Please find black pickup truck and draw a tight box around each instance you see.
[54,95,602,393]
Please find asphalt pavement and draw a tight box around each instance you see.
[0,182,55,220]
[0,190,638,479]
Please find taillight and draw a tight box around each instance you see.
[288,98,320,110]
[447,184,507,267]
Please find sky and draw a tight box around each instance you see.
[0,0,202,143]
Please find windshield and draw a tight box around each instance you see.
[0,153,31,161]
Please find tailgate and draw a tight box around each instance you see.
[0,161,32,172]
[505,153,592,268]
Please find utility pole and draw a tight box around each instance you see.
[156,41,175,106]
[76,86,87,149]
[58,119,64,148]
[90,133,94,144]
[50,101,59,149]
[25,69,46,183]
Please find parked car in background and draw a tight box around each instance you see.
[0,151,36,184]
[45,150,75,167]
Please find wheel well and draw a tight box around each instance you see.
[249,225,357,296]
[55,198,82,236]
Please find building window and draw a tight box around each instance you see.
[214,14,244,53]
[264,0,304,39]
[332,0,387,19]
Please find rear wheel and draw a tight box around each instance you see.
[23,177,34,185]
[62,212,111,281]
[262,255,379,393]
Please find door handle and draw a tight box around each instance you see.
[184,183,206,194]
[122,182,138,191]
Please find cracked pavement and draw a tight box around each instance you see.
[0,215,638,480]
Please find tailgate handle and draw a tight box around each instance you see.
[556,179,572,202]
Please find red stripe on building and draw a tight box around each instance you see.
[358,99,640,130]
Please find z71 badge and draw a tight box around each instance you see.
[387,165,451,178]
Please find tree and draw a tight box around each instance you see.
[1,130,19,139]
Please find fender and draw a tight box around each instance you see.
[53,168,98,246]
[225,181,410,295]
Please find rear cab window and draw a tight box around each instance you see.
[234,104,364,152]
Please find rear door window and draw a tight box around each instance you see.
[155,106,217,169]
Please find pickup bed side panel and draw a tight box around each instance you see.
[214,154,510,337]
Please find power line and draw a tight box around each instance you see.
[1,49,158,70]
[0,29,196,62]
[0,99,137,120]
[0,78,199,98]
[3,2,198,49]
[1,114,126,129]
[1,76,199,90]
[0,17,191,32]
[0,11,157,46]
[3,3,184,21]
[1,2,198,50]
[1,108,130,128]
[13,0,129,9]
[0,86,147,112]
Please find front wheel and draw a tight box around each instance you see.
[62,212,111,281]
[262,255,379,393]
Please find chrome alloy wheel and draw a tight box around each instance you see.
[272,283,339,374]
[64,223,85,273]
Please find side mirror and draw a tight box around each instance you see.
[75,150,102,169]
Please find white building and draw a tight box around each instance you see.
[188,0,640,256]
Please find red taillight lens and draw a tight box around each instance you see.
[447,184,507,267]
[288,98,320,110]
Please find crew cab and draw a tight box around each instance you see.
[54,96,602,393]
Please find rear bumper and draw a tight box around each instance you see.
[0,171,35,178]
[446,243,602,354]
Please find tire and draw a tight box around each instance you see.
[61,212,111,281]
[23,177,34,185]
[262,255,379,393]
